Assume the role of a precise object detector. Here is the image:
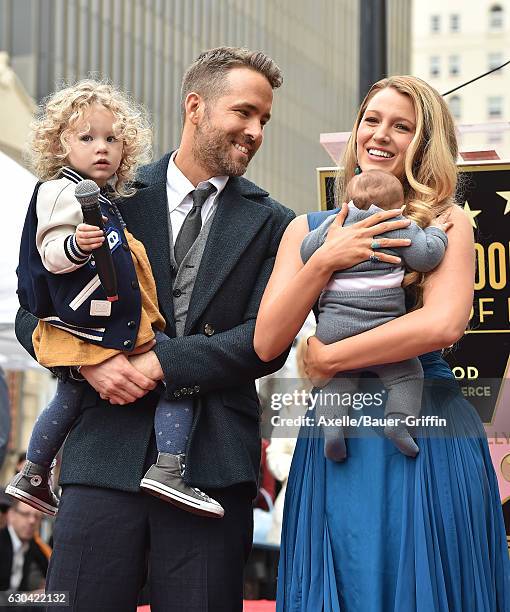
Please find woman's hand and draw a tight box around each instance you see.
[313,203,413,274]
[304,336,334,387]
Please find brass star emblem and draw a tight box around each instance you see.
[496,191,510,215]
[463,201,481,228]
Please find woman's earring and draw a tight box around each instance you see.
[354,165,362,175]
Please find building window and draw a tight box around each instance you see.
[449,55,460,77]
[449,96,461,120]
[489,5,504,30]
[430,56,440,78]
[488,52,503,72]
[431,15,440,33]
[450,14,460,32]
[488,96,503,119]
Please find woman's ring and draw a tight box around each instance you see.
[369,251,380,263]
[371,240,381,249]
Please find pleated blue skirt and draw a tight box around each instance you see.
[277,353,510,611]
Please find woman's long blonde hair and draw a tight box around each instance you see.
[339,76,459,306]
[28,79,152,197]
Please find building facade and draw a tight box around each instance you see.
[1,0,411,214]
[412,0,510,155]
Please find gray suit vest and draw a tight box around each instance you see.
[169,209,217,338]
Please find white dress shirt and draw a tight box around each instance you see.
[166,151,229,244]
[7,525,28,590]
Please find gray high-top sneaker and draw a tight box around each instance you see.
[140,453,225,518]
[6,460,59,516]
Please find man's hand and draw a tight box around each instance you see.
[129,351,164,382]
[80,353,159,405]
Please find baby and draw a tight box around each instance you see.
[301,169,448,461]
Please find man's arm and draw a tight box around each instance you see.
[38,205,295,404]
[15,307,158,405]
[14,307,38,361]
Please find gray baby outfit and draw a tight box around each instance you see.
[301,203,448,458]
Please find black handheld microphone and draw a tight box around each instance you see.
[74,180,118,302]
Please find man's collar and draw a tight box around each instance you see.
[166,151,228,200]
[7,524,28,554]
[136,151,270,199]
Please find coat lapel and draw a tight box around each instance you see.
[184,177,271,334]
[118,154,176,335]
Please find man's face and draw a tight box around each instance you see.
[191,67,273,177]
[7,502,42,543]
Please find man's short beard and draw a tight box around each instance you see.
[192,117,252,177]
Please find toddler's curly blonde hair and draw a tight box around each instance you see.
[28,79,152,197]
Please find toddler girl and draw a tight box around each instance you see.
[7,80,224,518]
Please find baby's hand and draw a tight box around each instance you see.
[75,223,105,252]
[429,209,454,233]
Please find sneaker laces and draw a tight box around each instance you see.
[179,457,212,501]
[192,488,211,500]
[48,459,57,496]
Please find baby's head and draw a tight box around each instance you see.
[345,170,404,211]
[29,80,151,196]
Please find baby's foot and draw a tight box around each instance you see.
[384,414,419,457]
[324,428,347,462]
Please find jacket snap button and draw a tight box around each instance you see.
[123,339,132,348]
[127,321,136,329]
[173,289,182,298]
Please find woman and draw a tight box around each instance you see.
[254,76,510,611]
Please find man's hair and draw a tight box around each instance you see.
[180,46,282,122]
[346,170,404,211]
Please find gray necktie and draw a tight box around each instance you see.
[174,182,216,266]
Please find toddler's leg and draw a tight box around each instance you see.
[6,380,85,514]
[27,380,86,466]
[140,397,224,518]
[140,331,224,518]
[378,359,423,457]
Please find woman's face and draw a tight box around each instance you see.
[356,87,416,180]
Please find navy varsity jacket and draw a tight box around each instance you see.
[17,167,143,351]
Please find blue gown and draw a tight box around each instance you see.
[276,351,510,611]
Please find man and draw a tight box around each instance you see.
[0,367,10,470]
[15,47,294,610]
[0,490,12,531]
[0,500,48,595]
